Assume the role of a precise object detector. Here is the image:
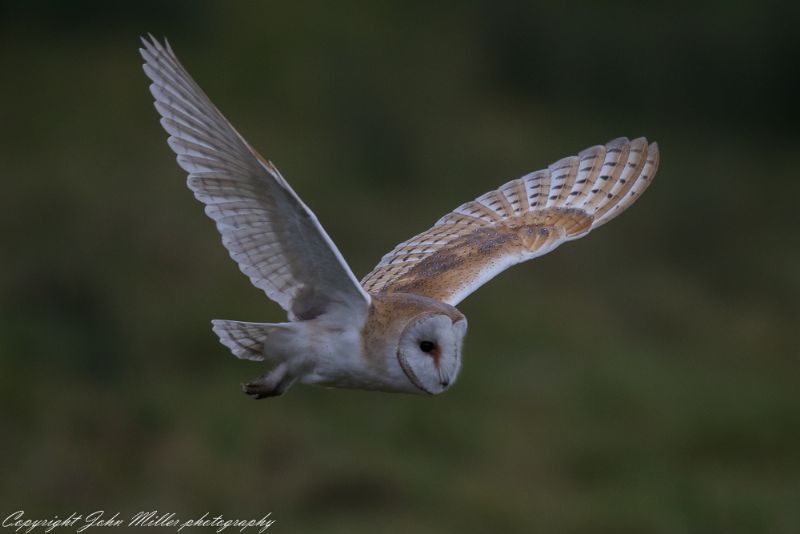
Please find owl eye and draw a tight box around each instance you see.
[419,341,435,353]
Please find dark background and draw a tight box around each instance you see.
[1,1,798,532]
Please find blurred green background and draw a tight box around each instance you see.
[1,1,799,532]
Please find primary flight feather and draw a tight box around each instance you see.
[140,35,659,398]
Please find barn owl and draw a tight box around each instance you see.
[140,36,659,398]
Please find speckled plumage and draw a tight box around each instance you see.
[140,35,659,398]
[362,137,659,305]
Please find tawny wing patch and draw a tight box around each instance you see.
[140,36,370,321]
[362,137,659,305]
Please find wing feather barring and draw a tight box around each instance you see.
[141,35,659,398]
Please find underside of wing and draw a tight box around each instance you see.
[140,35,370,320]
[361,137,659,305]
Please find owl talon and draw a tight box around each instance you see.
[241,380,283,399]
[241,382,268,399]
[241,363,292,399]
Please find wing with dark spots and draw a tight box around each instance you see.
[361,137,659,306]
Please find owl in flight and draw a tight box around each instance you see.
[140,36,659,399]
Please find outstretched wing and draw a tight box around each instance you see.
[140,36,370,320]
[362,137,659,306]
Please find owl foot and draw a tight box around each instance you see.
[242,362,295,399]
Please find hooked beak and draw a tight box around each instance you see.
[438,368,450,388]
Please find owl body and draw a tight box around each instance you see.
[228,292,466,396]
[140,36,659,399]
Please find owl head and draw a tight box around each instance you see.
[397,312,467,394]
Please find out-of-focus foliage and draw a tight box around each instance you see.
[1,1,798,532]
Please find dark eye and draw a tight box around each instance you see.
[419,341,435,353]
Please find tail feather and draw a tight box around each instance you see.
[211,319,274,361]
